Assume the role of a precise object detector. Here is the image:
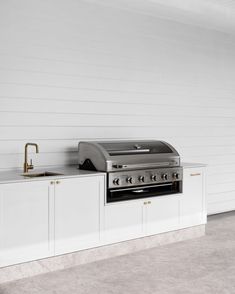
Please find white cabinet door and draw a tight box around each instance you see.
[104,200,144,243]
[0,181,54,267]
[180,167,206,228]
[145,195,180,236]
[54,176,104,255]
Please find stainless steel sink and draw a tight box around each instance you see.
[22,172,64,178]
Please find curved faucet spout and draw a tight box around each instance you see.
[24,143,39,173]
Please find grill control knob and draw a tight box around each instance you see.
[113,178,120,185]
[173,173,180,180]
[151,175,157,181]
[161,174,168,181]
[139,176,145,182]
[126,177,133,184]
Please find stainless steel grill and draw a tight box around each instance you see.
[78,140,182,203]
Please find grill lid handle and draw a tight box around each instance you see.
[109,149,150,155]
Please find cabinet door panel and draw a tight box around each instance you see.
[180,168,206,227]
[55,176,103,255]
[0,181,53,267]
[104,201,144,243]
[146,195,180,236]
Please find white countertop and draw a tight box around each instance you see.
[0,166,105,184]
[181,162,207,168]
[0,163,206,184]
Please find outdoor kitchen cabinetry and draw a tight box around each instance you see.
[0,174,105,267]
[145,195,179,235]
[54,176,103,255]
[103,200,144,243]
[104,195,180,243]
[0,181,54,267]
[0,164,206,268]
[104,165,206,243]
[180,167,206,228]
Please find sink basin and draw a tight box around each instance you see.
[22,172,64,178]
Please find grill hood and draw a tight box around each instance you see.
[78,140,180,172]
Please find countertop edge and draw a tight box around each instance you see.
[0,163,207,184]
[0,166,106,185]
[181,162,207,168]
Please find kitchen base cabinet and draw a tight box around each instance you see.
[180,167,206,228]
[54,176,104,255]
[103,166,206,242]
[104,201,144,243]
[104,195,180,243]
[0,164,206,268]
[0,174,105,267]
[145,195,180,236]
[0,181,54,267]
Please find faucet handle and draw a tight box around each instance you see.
[28,159,34,170]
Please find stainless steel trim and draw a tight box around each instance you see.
[109,183,174,193]
[109,149,150,155]
[108,167,183,189]
[113,162,171,169]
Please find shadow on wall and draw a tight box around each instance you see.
[65,147,78,165]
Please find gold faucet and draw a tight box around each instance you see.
[24,143,39,173]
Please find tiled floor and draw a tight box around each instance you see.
[1,212,235,294]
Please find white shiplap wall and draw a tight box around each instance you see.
[0,0,235,214]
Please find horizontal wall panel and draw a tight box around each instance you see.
[0,84,234,110]
[208,182,235,195]
[2,137,235,155]
[1,112,235,127]
[0,85,234,105]
[1,126,235,141]
[0,57,230,89]
[1,135,235,152]
[183,154,235,166]
[1,97,235,115]
[207,165,235,176]
[1,54,225,87]
[172,137,235,148]
[0,0,235,213]
[0,152,77,170]
[208,173,235,185]
[208,191,235,204]
[208,200,235,215]
[0,140,79,155]
[181,145,235,156]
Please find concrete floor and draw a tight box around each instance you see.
[1,212,235,294]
